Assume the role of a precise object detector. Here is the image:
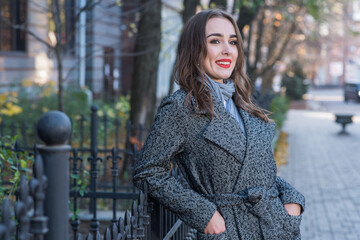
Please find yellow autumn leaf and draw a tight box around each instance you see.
[20,159,27,168]
[0,93,6,104]
[0,103,22,116]
[21,78,33,87]
[274,131,288,170]
[5,102,12,108]
[48,81,56,87]
[0,108,8,115]
[75,115,82,121]
[9,105,22,116]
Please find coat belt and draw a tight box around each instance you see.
[206,184,279,208]
[206,185,301,240]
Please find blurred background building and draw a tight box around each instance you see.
[313,0,360,86]
[0,0,122,98]
[0,0,185,100]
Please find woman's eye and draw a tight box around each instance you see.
[230,40,238,45]
[210,39,220,44]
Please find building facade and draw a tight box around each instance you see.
[314,0,360,86]
[0,0,123,100]
[0,0,185,102]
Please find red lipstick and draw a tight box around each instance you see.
[215,59,231,68]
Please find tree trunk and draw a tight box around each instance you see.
[51,0,64,112]
[259,23,278,95]
[130,0,161,132]
[237,7,258,38]
[255,8,299,96]
[56,50,64,112]
[260,67,276,95]
[182,0,200,23]
[120,0,140,95]
[246,8,265,86]
[168,0,200,95]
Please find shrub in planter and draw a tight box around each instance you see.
[281,61,308,100]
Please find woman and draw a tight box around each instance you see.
[133,9,305,240]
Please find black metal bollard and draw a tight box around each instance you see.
[335,114,353,134]
[36,111,72,240]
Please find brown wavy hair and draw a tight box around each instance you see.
[174,9,269,122]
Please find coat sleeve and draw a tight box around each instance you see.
[265,125,305,213]
[276,176,305,213]
[133,95,217,232]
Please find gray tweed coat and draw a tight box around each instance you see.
[133,89,305,240]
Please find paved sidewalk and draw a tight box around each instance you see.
[278,110,360,240]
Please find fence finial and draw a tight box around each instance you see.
[36,111,72,146]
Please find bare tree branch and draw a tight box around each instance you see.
[63,40,161,82]
[254,9,265,69]
[0,14,53,50]
[256,8,304,77]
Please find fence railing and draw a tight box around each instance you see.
[0,108,197,240]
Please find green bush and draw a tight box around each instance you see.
[5,86,89,123]
[281,61,309,100]
[1,80,130,124]
[0,81,131,149]
[270,95,290,130]
[0,136,33,203]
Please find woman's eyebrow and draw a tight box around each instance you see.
[206,33,237,38]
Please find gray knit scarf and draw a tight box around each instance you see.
[200,75,246,135]
[202,75,235,105]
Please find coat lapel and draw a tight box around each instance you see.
[240,108,276,148]
[202,97,247,165]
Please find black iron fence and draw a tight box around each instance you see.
[0,107,197,240]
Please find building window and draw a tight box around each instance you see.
[0,0,27,52]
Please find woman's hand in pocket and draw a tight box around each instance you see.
[203,210,226,234]
[284,203,301,216]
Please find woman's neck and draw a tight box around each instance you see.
[206,74,224,84]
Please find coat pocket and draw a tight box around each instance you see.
[197,230,228,240]
[279,209,302,239]
[274,198,302,239]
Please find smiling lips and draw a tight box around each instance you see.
[215,59,231,68]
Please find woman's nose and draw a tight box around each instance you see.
[222,43,230,55]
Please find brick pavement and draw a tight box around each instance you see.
[278,109,360,240]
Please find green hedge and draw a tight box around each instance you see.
[270,95,290,130]
[281,61,309,100]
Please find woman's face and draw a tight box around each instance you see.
[202,17,238,83]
